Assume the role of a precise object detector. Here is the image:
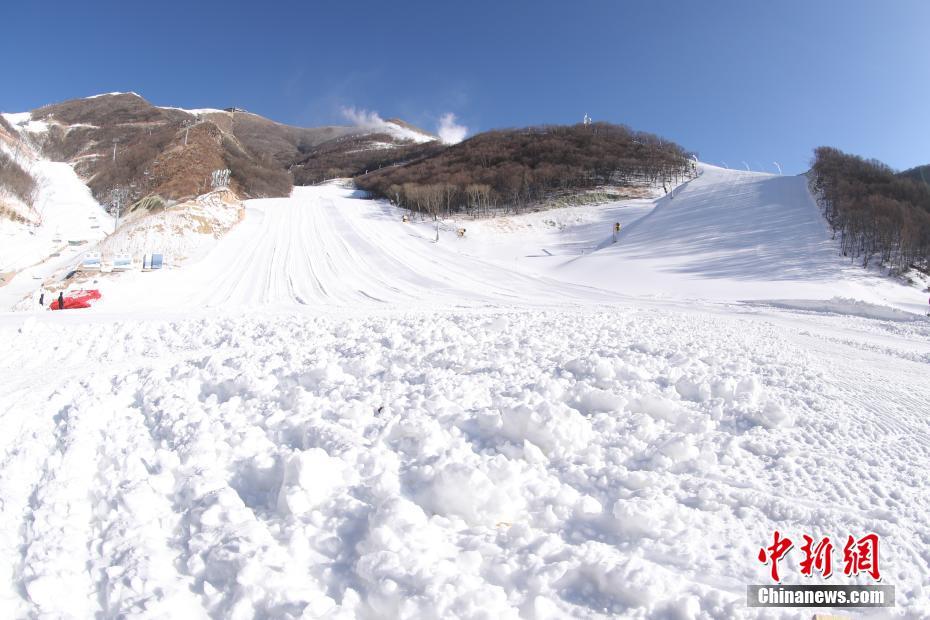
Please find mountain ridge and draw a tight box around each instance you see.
[2,92,439,208]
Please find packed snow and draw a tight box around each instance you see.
[422,165,926,315]
[1,164,929,618]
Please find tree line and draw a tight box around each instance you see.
[810,147,930,271]
[0,150,38,221]
[899,164,930,188]
[355,123,696,217]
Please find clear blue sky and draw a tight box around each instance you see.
[3,0,928,174]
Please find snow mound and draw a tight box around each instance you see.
[759,297,926,322]
[95,190,242,263]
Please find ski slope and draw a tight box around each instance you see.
[557,166,908,301]
[1,166,929,618]
[0,159,112,303]
[88,185,621,312]
[442,165,926,314]
[24,164,925,316]
[0,114,113,274]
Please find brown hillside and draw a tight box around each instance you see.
[17,94,438,205]
[26,94,294,202]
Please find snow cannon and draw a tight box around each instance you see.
[50,289,102,310]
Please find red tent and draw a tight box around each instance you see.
[50,289,102,310]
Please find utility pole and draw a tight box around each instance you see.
[112,138,119,163]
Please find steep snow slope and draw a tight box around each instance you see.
[555,166,862,298]
[438,165,925,313]
[1,112,113,273]
[0,160,112,269]
[0,155,112,304]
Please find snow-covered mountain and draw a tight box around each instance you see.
[2,92,438,205]
[2,93,930,619]
[0,92,442,295]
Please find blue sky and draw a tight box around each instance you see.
[3,0,928,174]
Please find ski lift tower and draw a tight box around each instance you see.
[211,168,231,190]
[182,118,196,146]
[110,186,129,231]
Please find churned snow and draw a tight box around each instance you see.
[2,304,929,618]
[1,165,929,618]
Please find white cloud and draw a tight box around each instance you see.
[437,112,468,144]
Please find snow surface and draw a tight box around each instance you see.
[422,165,924,314]
[158,106,228,116]
[1,111,49,135]
[85,91,143,99]
[1,166,929,618]
[77,185,618,313]
[2,304,929,618]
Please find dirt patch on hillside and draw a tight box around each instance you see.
[147,122,228,199]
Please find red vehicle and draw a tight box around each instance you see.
[50,289,102,310]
